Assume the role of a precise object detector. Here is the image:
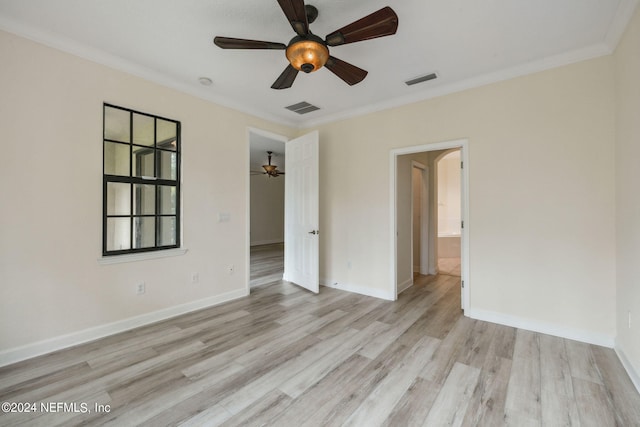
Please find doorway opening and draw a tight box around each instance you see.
[247,128,320,295]
[247,128,287,291]
[436,149,461,277]
[390,139,469,310]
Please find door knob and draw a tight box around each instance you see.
[308,230,319,235]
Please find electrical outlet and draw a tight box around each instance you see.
[191,272,199,284]
[136,282,146,295]
[228,264,234,275]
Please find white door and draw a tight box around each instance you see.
[283,131,319,293]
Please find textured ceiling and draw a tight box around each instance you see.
[0,0,637,128]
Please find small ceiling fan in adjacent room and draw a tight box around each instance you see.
[251,151,285,178]
[213,0,398,89]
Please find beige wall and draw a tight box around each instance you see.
[250,174,285,245]
[395,154,413,290]
[396,153,431,291]
[412,164,423,271]
[0,30,295,355]
[614,5,640,385]
[312,55,617,342]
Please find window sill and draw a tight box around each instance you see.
[98,248,188,265]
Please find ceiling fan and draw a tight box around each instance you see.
[213,1,398,89]
[251,151,285,178]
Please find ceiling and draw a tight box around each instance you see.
[0,0,636,128]
[249,133,285,174]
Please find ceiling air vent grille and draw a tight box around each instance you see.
[405,73,438,86]
[285,101,320,115]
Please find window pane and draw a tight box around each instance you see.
[158,185,176,215]
[106,182,131,215]
[157,119,177,151]
[103,104,180,255]
[104,142,130,176]
[133,113,154,146]
[106,218,131,251]
[133,217,155,249]
[134,184,155,215]
[104,106,130,142]
[133,149,155,177]
[158,217,176,246]
[157,151,177,180]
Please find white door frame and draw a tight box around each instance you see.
[246,127,289,295]
[390,138,469,311]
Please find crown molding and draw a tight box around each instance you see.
[298,42,612,129]
[0,16,299,129]
[297,0,639,129]
[2,0,637,131]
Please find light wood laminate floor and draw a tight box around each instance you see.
[438,257,461,277]
[250,243,284,288]
[1,244,639,426]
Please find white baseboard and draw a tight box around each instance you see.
[397,278,413,294]
[321,278,395,301]
[0,288,248,368]
[250,239,284,247]
[614,343,640,394]
[466,308,615,348]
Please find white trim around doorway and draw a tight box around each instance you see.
[389,138,470,311]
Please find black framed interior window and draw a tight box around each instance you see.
[103,104,181,255]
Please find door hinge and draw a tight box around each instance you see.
[461,220,464,229]
[461,280,465,288]
[461,161,464,169]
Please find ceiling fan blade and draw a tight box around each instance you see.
[325,6,398,46]
[325,56,368,86]
[277,0,309,36]
[214,36,286,50]
[271,64,299,89]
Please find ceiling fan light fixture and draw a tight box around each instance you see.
[214,4,398,88]
[286,35,329,73]
[262,164,278,174]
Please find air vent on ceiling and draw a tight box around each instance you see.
[405,72,438,86]
[285,101,320,115]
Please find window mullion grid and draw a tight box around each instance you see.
[102,108,107,255]
[154,118,159,248]
[176,122,181,248]
[103,104,180,256]
[129,110,135,251]
[102,178,108,254]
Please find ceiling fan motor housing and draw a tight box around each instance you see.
[286,34,329,73]
[305,5,319,23]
